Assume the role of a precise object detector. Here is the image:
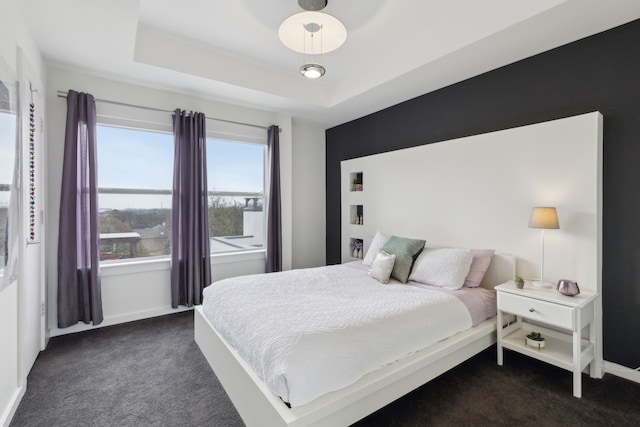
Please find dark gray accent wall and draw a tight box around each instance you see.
[326,19,640,368]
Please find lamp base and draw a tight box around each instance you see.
[531,280,553,289]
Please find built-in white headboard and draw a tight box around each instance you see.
[341,112,602,295]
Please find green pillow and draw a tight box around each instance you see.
[381,236,426,283]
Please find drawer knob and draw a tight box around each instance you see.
[529,308,535,312]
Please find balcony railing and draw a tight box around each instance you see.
[98,188,263,198]
[98,188,264,261]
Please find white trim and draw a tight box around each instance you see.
[100,249,266,276]
[100,257,171,276]
[49,306,193,338]
[0,385,24,427]
[211,249,266,265]
[604,361,640,384]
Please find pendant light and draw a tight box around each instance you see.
[299,22,325,79]
[278,10,346,79]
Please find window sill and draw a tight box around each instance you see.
[211,249,266,265]
[100,249,266,277]
[101,256,171,277]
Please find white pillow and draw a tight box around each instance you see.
[363,231,390,266]
[368,250,396,284]
[408,247,473,290]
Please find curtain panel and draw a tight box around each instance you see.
[57,90,103,327]
[265,125,282,273]
[171,109,211,307]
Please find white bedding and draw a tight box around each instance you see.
[202,263,473,407]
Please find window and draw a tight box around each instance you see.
[206,138,266,253]
[96,124,266,262]
[96,125,173,261]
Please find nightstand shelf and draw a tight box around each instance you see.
[496,281,599,398]
[501,323,594,372]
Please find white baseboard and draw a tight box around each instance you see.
[1,385,25,427]
[48,306,193,338]
[604,360,640,384]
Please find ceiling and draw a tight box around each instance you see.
[17,0,640,128]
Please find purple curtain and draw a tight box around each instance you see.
[265,125,282,273]
[171,109,211,307]
[57,90,103,327]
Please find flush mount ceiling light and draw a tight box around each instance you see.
[278,10,347,79]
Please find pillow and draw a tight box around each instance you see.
[381,236,426,283]
[363,231,390,266]
[463,249,495,288]
[368,250,396,284]
[408,247,473,290]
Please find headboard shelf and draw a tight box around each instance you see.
[340,112,602,297]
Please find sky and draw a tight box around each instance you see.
[96,125,265,210]
[1,123,265,210]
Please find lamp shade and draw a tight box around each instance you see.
[528,207,559,229]
[278,11,347,54]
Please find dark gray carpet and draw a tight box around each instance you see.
[10,311,640,426]
[10,311,242,427]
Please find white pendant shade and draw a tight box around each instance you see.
[278,11,347,54]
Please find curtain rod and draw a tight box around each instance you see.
[56,90,280,132]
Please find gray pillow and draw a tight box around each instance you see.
[381,236,426,283]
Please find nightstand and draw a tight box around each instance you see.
[495,281,599,398]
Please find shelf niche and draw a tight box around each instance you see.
[350,171,363,192]
[349,237,364,259]
[350,205,363,225]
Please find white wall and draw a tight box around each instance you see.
[0,282,19,427]
[0,2,46,426]
[45,68,312,337]
[292,123,326,268]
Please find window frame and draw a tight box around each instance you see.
[95,111,268,266]
[205,136,268,255]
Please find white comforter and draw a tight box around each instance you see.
[202,264,472,407]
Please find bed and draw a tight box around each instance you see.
[194,251,515,427]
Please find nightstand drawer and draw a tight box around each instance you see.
[498,292,573,329]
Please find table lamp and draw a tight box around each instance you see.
[528,207,559,288]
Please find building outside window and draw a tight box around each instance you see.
[206,138,266,253]
[96,124,266,262]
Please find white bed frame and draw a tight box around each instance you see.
[194,253,515,427]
